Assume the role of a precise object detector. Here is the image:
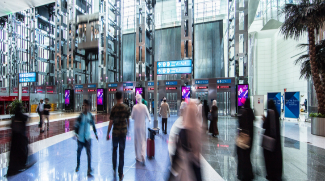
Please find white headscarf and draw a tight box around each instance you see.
[212,100,217,106]
[136,94,142,104]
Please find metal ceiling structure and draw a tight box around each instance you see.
[0,0,55,17]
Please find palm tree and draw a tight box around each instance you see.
[280,0,325,114]
[295,40,325,81]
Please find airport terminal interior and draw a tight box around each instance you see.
[0,0,325,180]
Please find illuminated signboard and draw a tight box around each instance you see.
[196,86,208,89]
[148,82,159,86]
[157,67,192,75]
[149,88,155,90]
[108,84,118,87]
[65,90,70,105]
[238,84,249,107]
[76,89,83,92]
[217,79,232,84]
[217,86,231,89]
[108,88,117,91]
[195,80,209,84]
[97,89,104,105]
[157,60,192,68]
[88,89,96,92]
[123,83,133,87]
[19,72,37,83]
[181,86,191,103]
[166,87,177,90]
[47,90,54,94]
[124,88,133,91]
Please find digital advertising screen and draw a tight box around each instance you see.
[135,87,144,104]
[65,90,70,105]
[97,89,104,105]
[238,84,249,107]
[181,86,191,103]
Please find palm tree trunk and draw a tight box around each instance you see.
[308,27,325,114]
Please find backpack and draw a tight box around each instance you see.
[37,103,40,114]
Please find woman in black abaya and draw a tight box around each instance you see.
[237,99,255,181]
[7,103,29,176]
[262,100,283,181]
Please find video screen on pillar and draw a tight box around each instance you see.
[238,84,249,107]
[65,90,70,105]
[97,89,104,105]
[135,87,143,104]
[182,86,191,103]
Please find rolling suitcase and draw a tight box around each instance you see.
[147,138,155,158]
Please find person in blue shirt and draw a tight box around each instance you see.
[74,99,98,175]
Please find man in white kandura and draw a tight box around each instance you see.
[131,94,151,164]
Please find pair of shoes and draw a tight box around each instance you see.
[142,155,146,165]
[75,165,80,172]
[47,127,49,131]
[119,174,124,181]
[164,132,167,134]
[87,168,93,175]
[40,130,45,133]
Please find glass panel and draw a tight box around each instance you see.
[239,11,244,30]
[239,34,244,53]
[239,0,244,8]
[239,57,244,76]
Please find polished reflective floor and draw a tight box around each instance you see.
[1,113,325,181]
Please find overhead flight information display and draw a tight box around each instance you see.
[19,72,37,83]
[157,67,192,75]
[157,60,192,68]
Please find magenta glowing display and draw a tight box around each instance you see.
[65,90,70,105]
[238,84,249,107]
[97,89,104,105]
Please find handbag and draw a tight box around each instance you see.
[262,110,276,152]
[207,112,212,120]
[236,128,250,149]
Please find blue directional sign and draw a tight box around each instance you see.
[75,85,83,88]
[19,72,37,83]
[157,67,192,75]
[166,81,178,85]
[195,80,209,84]
[88,84,96,88]
[217,79,232,84]
[123,83,133,87]
[108,83,118,87]
[148,82,159,86]
[157,60,192,68]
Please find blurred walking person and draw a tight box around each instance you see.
[262,100,283,181]
[209,100,219,137]
[202,100,209,131]
[41,98,51,132]
[74,99,98,175]
[168,100,202,181]
[106,91,130,180]
[236,99,254,181]
[36,99,44,133]
[7,102,29,176]
[159,98,170,134]
[131,94,151,164]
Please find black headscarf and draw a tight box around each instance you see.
[268,99,279,118]
[203,100,209,118]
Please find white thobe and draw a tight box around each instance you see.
[197,104,203,126]
[131,103,151,161]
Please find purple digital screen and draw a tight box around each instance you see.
[135,87,143,104]
[65,90,70,105]
[97,89,104,105]
[182,86,191,103]
[238,84,249,107]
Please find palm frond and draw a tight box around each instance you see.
[280,1,325,39]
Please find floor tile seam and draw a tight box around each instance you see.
[0,121,109,168]
[0,113,101,131]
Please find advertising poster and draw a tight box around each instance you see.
[181,86,191,103]
[97,89,104,105]
[65,90,70,105]
[253,95,264,116]
[267,92,282,116]
[285,92,300,119]
[238,84,249,107]
[135,87,143,104]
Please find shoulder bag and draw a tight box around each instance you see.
[261,110,276,152]
[236,128,251,149]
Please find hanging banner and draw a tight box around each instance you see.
[284,92,300,119]
[267,92,282,116]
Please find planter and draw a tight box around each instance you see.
[311,117,325,136]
